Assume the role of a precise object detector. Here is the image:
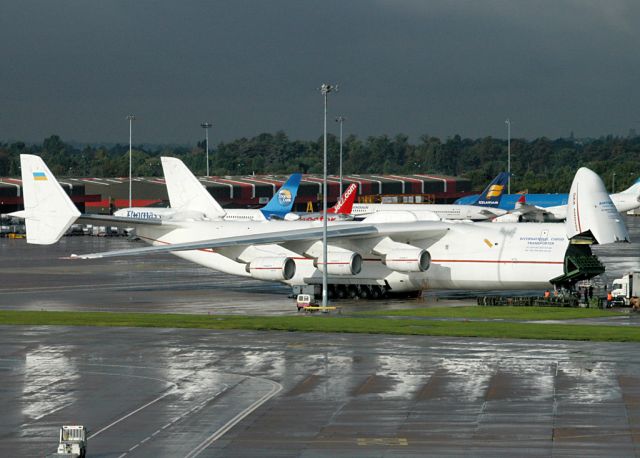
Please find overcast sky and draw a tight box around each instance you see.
[2,1,639,144]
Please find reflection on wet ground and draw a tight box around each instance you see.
[2,327,640,457]
[1,216,639,456]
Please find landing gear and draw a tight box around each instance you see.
[292,284,395,307]
[358,285,371,299]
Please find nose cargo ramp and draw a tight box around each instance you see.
[552,167,628,288]
[550,245,605,288]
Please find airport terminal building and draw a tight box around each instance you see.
[0,173,471,214]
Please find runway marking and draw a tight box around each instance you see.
[85,371,177,440]
[183,376,283,458]
[357,437,408,446]
[117,389,228,457]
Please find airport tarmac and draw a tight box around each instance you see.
[0,216,638,456]
[2,326,640,457]
[0,234,462,315]
[0,214,637,316]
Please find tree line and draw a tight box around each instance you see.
[0,132,638,193]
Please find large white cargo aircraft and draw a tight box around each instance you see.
[12,155,629,297]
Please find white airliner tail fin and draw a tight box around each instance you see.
[10,154,80,244]
[619,177,640,195]
[161,157,226,219]
[565,167,629,244]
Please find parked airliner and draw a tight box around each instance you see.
[457,176,640,221]
[114,172,302,222]
[350,173,510,221]
[12,155,629,298]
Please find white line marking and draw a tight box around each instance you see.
[85,371,177,439]
[183,376,283,458]
[116,385,231,457]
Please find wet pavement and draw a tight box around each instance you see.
[0,235,456,315]
[0,214,637,316]
[2,327,640,457]
[1,215,639,456]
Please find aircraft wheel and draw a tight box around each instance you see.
[348,285,358,299]
[359,285,371,299]
[328,285,336,300]
[337,285,347,299]
[370,285,382,300]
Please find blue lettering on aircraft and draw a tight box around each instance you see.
[126,210,162,220]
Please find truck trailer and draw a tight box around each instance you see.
[611,271,640,306]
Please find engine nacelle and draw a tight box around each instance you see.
[246,256,296,281]
[492,213,521,223]
[283,213,301,221]
[314,251,362,276]
[382,248,430,272]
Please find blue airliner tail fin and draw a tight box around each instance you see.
[473,172,510,207]
[260,173,302,219]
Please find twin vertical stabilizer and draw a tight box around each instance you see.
[161,157,226,219]
[10,155,80,244]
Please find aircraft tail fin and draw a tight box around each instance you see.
[618,177,640,195]
[12,154,80,244]
[472,172,510,207]
[160,157,226,219]
[260,173,302,219]
[328,183,357,214]
[565,167,629,244]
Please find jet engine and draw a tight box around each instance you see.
[382,248,430,272]
[492,213,521,223]
[314,251,362,276]
[246,256,296,281]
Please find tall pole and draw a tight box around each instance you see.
[320,83,335,308]
[201,122,212,176]
[505,119,511,194]
[126,114,136,208]
[335,116,346,195]
[612,172,616,193]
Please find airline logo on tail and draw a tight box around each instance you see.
[260,173,302,219]
[277,188,293,205]
[330,183,357,214]
[33,171,48,181]
[474,172,509,207]
[486,184,504,198]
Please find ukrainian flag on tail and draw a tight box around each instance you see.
[33,171,47,181]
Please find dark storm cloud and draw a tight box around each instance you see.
[1,0,639,143]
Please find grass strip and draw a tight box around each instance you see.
[355,306,625,320]
[0,310,639,342]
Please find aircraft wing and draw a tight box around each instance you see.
[76,213,166,226]
[70,221,451,259]
[508,204,558,222]
[478,208,504,218]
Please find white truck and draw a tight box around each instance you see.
[611,271,640,306]
[47,425,87,458]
